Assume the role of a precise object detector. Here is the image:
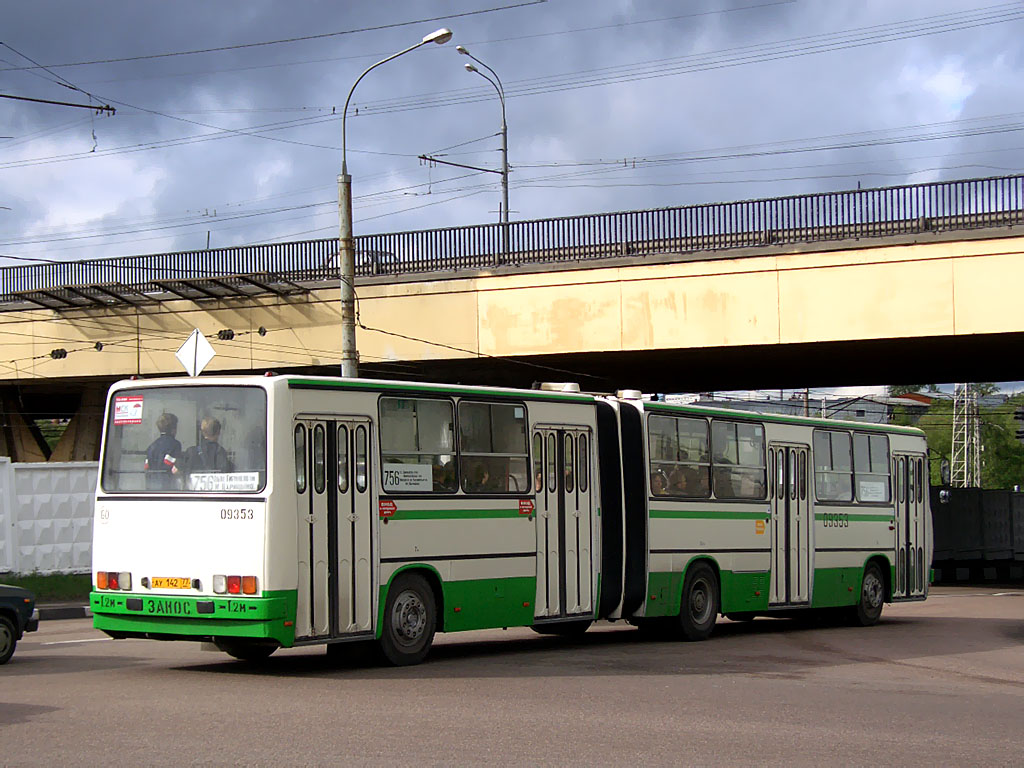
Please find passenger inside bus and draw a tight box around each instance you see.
[650,469,668,496]
[183,417,235,474]
[144,412,182,490]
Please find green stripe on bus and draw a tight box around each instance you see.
[649,508,767,520]
[389,508,525,520]
[644,401,924,435]
[287,378,594,403]
[90,589,298,646]
[814,513,894,523]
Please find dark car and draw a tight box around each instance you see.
[0,584,39,664]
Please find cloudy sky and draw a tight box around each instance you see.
[2,0,1022,268]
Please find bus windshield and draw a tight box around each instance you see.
[101,385,268,494]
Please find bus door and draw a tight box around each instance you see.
[295,417,374,641]
[768,443,811,605]
[532,427,594,619]
[893,453,926,599]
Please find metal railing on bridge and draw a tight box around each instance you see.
[2,174,1022,311]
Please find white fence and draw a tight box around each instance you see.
[0,458,97,575]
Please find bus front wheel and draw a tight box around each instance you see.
[380,573,436,666]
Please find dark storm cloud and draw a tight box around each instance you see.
[1,0,1023,263]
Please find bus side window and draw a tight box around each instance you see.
[547,433,557,492]
[313,424,326,494]
[338,424,349,493]
[564,433,575,493]
[578,434,589,493]
[294,424,307,494]
[533,433,543,493]
[355,426,368,493]
[799,451,807,500]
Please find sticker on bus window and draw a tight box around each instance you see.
[858,481,887,502]
[188,472,260,492]
[113,395,144,425]
[382,463,432,491]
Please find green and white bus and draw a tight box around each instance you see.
[91,375,930,664]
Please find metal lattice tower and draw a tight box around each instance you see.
[951,383,981,487]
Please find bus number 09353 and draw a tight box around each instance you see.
[822,512,850,528]
[221,509,254,520]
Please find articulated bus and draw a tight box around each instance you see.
[91,375,931,664]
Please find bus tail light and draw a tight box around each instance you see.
[97,571,131,590]
[213,575,258,595]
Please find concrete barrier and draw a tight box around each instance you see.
[0,457,97,574]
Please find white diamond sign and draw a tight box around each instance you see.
[175,329,216,377]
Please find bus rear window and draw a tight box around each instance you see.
[101,386,268,493]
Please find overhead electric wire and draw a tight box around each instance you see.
[1,1,790,89]
[5,4,1023,172]
[0,2,546,72]
[336,3,1024,118]
[4,107,1024,254]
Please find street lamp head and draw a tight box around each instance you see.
[423,28,453,45]
[464,63,478,73]
[456,45,470,55]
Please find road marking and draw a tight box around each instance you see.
[42,638,111,646]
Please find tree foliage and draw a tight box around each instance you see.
[891,391,1024,489]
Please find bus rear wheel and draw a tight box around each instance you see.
[379,573,436,666]
[216,639,277,661]
[675,562,719,641]
[850,563,885,626]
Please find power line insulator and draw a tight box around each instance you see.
[50,348,68,359]
[217,329,235,341]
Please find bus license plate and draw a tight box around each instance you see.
[152,577,192,590]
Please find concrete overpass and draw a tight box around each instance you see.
[2,174,1023,460]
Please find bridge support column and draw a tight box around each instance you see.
[49,387,104,462]
[0,389,50,462]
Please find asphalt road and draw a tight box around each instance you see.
[2,586,1022,766]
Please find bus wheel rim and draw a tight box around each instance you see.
[689,577,712,624]
[863,572,883,609]
[392,590,427,645]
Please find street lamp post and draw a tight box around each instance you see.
[456,46,509,257]
[339,27,453,378]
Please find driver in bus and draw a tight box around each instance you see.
[182,417,235,474]
[144,412,182,490]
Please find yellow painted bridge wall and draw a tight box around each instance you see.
[2,233,1022,382]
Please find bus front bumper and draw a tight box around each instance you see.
[90,590,297,646]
